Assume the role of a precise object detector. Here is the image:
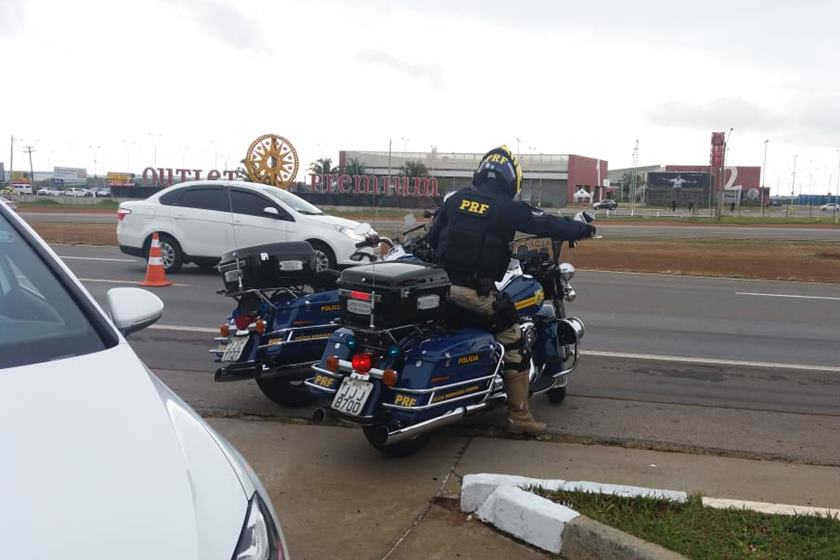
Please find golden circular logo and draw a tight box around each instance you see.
[244,134,299,188]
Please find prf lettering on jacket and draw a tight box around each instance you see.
[458,199,490,216]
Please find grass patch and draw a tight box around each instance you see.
[30,223,117,245]
[567,238,840,283]
[18,198,119,210]
[541,489,840,560]
[598,215,840,226]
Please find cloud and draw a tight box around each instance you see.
[0,0,26,36]
[356,50,445,91]
[163,0,266,52]
[645,96,840,147]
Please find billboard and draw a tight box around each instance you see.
[11,170,31,185]
[53,166,88,185]
[646,172,711,207]
[647,172,710,191]
[107,172,135,187]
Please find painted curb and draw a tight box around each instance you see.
[474,486,579,554]
[702,497,840,518]
[462,474,689,558]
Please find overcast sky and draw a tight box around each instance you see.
[2,0,840,194]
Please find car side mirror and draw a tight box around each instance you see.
[263,206,281,218]
[107,287,164,336]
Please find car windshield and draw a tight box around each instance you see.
[262,187,323,215]
[0,213,110,369]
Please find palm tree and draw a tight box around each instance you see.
[344,157,366,176]
[401,160,428,178]
[309,158,335,175]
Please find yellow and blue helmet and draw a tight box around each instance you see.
[472,145,523,199]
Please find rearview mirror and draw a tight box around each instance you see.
[107,287,164,337]
[263,206,280,218]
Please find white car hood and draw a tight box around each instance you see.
[0,343,247,560]
[305,213,362,229]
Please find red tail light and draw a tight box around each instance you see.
[117,208,131,221]
[350,290,371,301]
[351,353,372,373]
[235,314,255,330]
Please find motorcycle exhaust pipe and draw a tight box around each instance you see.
[381,395,507,446]
[311,408,328,425]
[383,406,466,446]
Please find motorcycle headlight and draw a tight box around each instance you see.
[233,493,285,560]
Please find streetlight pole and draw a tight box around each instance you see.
[630,139,639,217]
[788,153,798,217]
[761,139,769,216]
[835,148,839,222]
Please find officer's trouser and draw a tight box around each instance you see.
[448,285,523,376]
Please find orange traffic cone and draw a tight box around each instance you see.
[139,233,173,287]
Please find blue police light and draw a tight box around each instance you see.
[388,345,400,357]
[346,336,357,350]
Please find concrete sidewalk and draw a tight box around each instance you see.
[209,418,840,559]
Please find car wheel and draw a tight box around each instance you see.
[147,233,183,273]
[307,240,336,272]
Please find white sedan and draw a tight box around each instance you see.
[0,204,290,559]
[117,180,374,272]
[819,203,840,211]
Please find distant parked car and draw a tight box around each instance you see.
[117,180,375,273]
[593,199,618,210]
[37,187,61,196]
[64,188,88,197]
[768,199,783,207]
[819,203,840,211]
[95,188,112,197]
[12,184,33,195]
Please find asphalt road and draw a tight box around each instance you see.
[56,244,840,463]
[22,210,840,240]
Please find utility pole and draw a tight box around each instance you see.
[761,139,769,216]
[22,145,36,190]
[835,148,839,222]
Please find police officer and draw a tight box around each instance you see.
[428,145,595,435]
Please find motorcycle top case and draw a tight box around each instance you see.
[337,261,450,329]
[219,241,316,293]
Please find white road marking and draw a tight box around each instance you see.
[149,324,218,334]
[735,291,840,301]
[78,277,189,287]
[581,350,840,373]
[59,255,135,263]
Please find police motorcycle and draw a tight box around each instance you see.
[212,218,436,407]
[307,213,592,456]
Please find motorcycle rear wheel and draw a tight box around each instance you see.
[546,386,567,403]
[362,426,431,457]
[256,376,317,407]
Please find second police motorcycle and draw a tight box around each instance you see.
[307,213,594,456]
[211,218,436,406]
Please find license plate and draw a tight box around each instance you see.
[221,336,249,362]
[331,377,373,416]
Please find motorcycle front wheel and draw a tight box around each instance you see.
[362,426,431,457]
